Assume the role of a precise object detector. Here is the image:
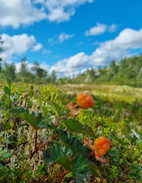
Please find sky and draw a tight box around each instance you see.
[0,0,142,78]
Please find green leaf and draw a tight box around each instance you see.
[3,123,10,130]
[56,129,91,157]
[71,154,91,183]
[43,144,72,170]
[0,164,4,170]
[4,86,10,95]
[48,102,67,117]
[64,119,95,137]
[9,107,55,130]
[7,78,12,86]
[64,172,73,178]
[0,148,12,162]
[43,145,91,183]
[11,93,19,101]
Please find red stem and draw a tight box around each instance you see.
[57,113,70,127]
[30,133,57,159]
[37,132,57,150]
[58,171,68,183]
[30,113,70,159]
[88,150,95,158]
[56,116,59,126]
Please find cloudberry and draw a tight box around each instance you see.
[94,137,110,156]
[77,93,94,109]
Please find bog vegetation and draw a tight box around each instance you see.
[0,79,141,183]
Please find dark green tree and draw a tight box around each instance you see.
[20,57,27,78]
[4,63,16,81]
[32,61,47,80]
[89,67,96,80]
[50,70,56,83]
[110,60,118,74]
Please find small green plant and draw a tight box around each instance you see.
[9,93,111,183]
[0,146,12,166]
[1,80,141,182]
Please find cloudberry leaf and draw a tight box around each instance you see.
[71,154,91,183]
[56,129,91,157]
[64,119,95,137]
[43,144,72,170]
[9,107,55,130]
[48,102,67,117]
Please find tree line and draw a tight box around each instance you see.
[1,36,142,85]
[72,54,142,85]
[0,37,56,83]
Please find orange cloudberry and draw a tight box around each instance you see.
[77,93,94,109]
[94,136,110,156]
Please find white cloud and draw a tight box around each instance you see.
[15,60,50,73]
[101,28,142,50]
[49,52,90,77]
[0,0,47,28]
[44,0,93,23]
[58,32,74,43]
[88,28,142,65]
[1,34,36,59]
[0,0,94,28]
[32,43,43,52]
[34,0,45,4]
[108,24,117,32]
[40,61,50,71]
[2,28,142,78]
[15,60,33,72]
[85,23,117,36]
[42,49,51,54]
[85,23,107,36]
[1,33,43,60]
[48,32,74,46]
[50,28,142,77]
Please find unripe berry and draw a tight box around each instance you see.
[94,137,110,156]
[77,93,94,109]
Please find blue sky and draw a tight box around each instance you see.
[0,0,142,77]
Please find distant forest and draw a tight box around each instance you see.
[1,36,142,85]
[72,54,142,86]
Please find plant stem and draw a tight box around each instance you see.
[30,113,70,159]
[37,133,57,151]
[88,150,95,158]
[57,113,70,127]
[30,133,57,159]
[56,116,59,126]
[58,171,68,183]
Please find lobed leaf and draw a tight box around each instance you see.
[56,129,91,157]
[43,144,72,170]
[48,102,67,117]
[64,119,95,137]
[43,144,91,183]
[71,154,91,183]
[9,107,55,130]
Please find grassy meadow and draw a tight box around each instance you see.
[0,81,142,183]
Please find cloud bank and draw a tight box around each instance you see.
[1,28,142,77]
[0,0,94,28]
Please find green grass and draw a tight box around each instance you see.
[0,82,142,183]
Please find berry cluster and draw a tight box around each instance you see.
[77,93,94,109]
[94,137,110,156]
